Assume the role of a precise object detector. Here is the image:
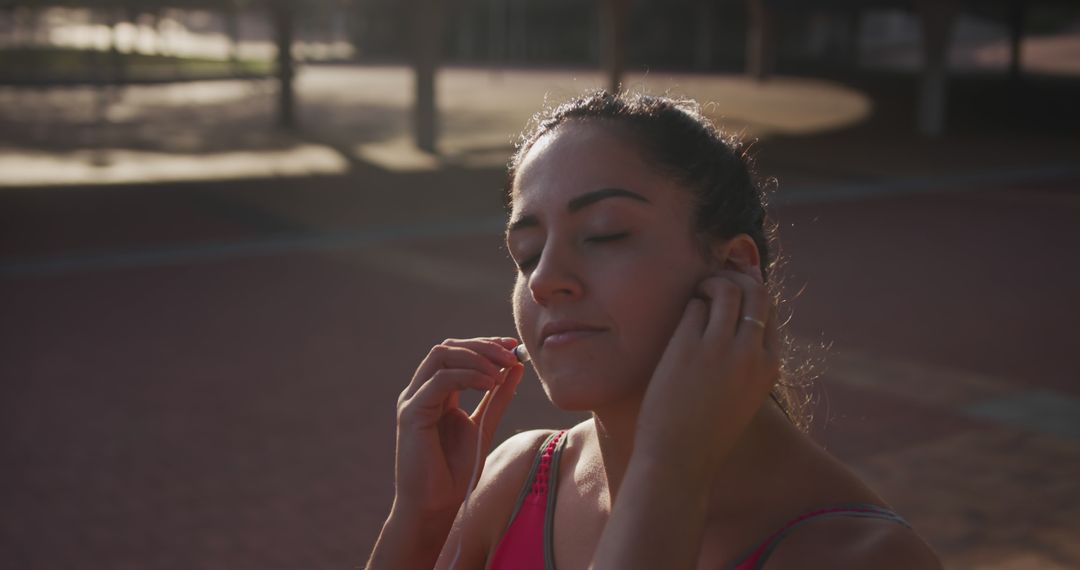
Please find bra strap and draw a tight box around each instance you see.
[543,430,568,570]
[749,504,911,570]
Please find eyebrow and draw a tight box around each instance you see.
[507,187,651,232]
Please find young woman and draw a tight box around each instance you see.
[366,92,943,570]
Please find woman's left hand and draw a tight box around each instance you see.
[633,266,781,478]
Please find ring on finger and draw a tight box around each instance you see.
[741,316,767,328]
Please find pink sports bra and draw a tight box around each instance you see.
[488,430,911,570]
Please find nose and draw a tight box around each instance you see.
[528,244,583,305]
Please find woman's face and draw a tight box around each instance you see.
[507,120,713,411]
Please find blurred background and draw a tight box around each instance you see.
[1,0,1078,568]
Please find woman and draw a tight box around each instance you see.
[366,92,943,569]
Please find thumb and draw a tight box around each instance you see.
[470,362,524,449]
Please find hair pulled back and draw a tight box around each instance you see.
[505,90,816,431]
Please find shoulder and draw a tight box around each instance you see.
[762,513,944,570]
[468,429,561,542]
[484,428,561,479]
[434,429,558,570]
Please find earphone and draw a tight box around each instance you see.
[511,344,530,365]
[447,343,531,569]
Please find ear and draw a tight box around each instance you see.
[708,234,762,278]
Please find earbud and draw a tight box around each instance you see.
[513,344,531,364]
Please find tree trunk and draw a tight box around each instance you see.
[1008,0,1026,80]
[695,0,714,70]
[273,3,296,130]
[844,9,862,67]
[916,0,957,137]
[412,0,443,153]
[489,0,505,67]
[746,0,775,81]
[226,3,242,75]
[151,8,165,56]
[599,0,629,94]
[108,8,127,85]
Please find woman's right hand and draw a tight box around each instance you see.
[393,337,524,518]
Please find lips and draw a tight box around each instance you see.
[540,320,607,346]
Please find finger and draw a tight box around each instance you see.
[698,276,742,342]
[703,270,770,346]
[486,337,521,350]
[674,296,709,341]
[404,344,507,399]
[461,336,521,351]
[444,338,519,369]
[402,369,498,427]
[722,272,771,350]
[470,363,524,446]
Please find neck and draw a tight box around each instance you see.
[588,396,797,514]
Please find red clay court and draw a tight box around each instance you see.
[2,66,1079,569]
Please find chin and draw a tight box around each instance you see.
[537,368,646,412]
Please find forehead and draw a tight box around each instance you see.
[510,120,685,216]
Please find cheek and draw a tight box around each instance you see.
[613,274,689,337]
[511,278,531,336]
[611,253,704,344]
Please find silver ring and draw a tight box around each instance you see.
[742,316,767,328]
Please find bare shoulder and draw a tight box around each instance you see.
[434,429,558,569]
[472,429,562,551]
[484,428,561,483]
[762,514,944,570]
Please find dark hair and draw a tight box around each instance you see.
[505,90,817,431]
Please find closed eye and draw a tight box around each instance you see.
[516,256,540,273]
[515,233,629,273]
[586,232,629,243]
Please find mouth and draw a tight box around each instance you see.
[543,329,605,348]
